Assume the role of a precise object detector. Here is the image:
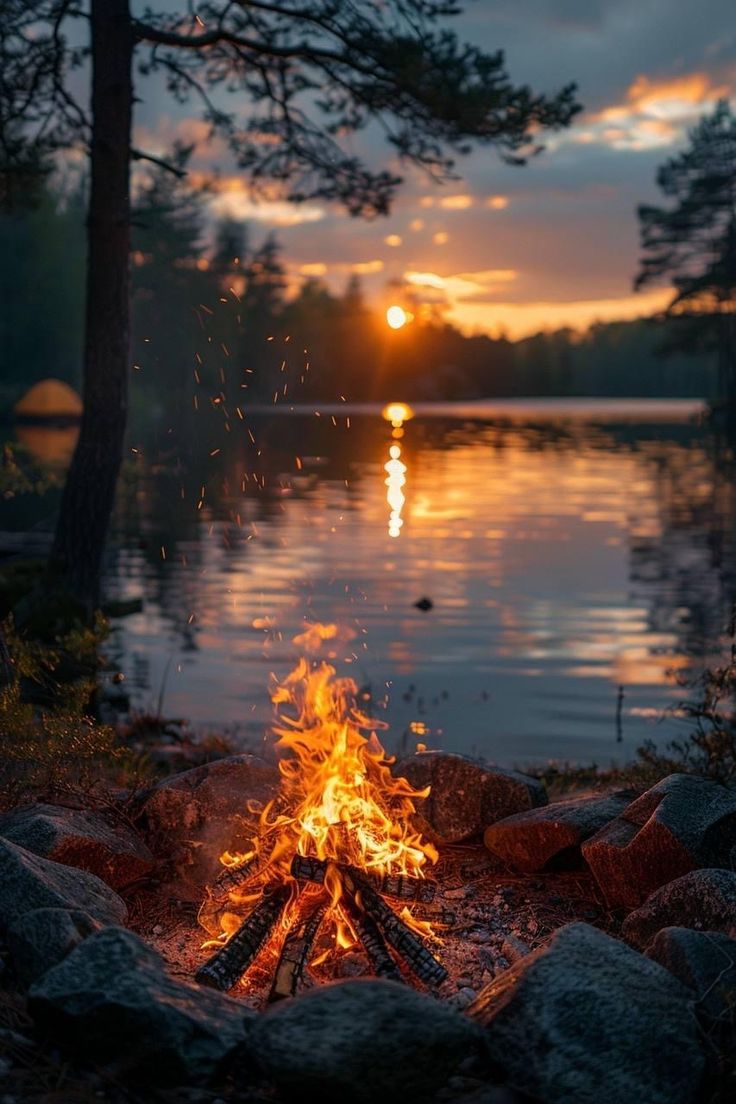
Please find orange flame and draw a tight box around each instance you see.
[209,626,438,955]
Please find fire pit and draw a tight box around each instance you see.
[193,625,449,999]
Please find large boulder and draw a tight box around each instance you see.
[622,869,736,949]
[28,927,253,1085]
[6,907,101,988]
[468,922,703,1104]
[647,926,736,1029]
[581,774,736,908]
[0,837,127,932]
[0,803,155,890]
[247,977,485,1104]
[135,754,281,891]
[484,790,635,873]
[394,752,547,843]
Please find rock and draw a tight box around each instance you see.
[484,790,635,873]
[6,907,101,987]
[394,752,547,843]
[0,838,127,933]
[469,922,704,1104]
[581,774,736,908]
[135,754,280,889]
[28,927,252,1085]
[0,803,155,890]
[247,977,485,1104]
[622,869,736,949]
[647,926,736,1028]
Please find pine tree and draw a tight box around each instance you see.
[636,100,736,400]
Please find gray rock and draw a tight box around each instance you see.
[0,838,127,932]
[247,977,485,1104]
[394,752,547,843]
[6,907,101,987]
[622,869,736,949]
[136,754,280,891]
[647,926,736,1027]
[468,922,704,1104]
[0,803,155,890]
[28,927,252,1085]
[484,790,635,873]
[581,773,736,908]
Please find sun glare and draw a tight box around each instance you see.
[386,304,408,329]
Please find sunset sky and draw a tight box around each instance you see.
[134,0,736,339]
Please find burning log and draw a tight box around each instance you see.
[196,885,290,992]
[268,899,326,1003]
[352,874,448,988]
[344,891,403,983]
[288,854,436,904]
[291,855,447,988]
[209,854,261,899]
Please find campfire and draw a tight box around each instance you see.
[194,624,447,1000]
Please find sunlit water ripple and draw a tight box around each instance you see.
[97,397,735,767]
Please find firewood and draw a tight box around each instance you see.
[290,856,447,987]
[288,854,436,903]
[195,885,290,991]
[344,890,403,982]
[349,871,448,988]
[208,853,261,899]
[268,898,327,1003]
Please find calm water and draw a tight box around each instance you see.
[19,398,736,767]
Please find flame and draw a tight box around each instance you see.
[208,628,438,959]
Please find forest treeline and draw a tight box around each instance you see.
[0,164,717,422]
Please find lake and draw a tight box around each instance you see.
[15,397,736,767]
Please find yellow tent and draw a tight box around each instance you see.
[14,379,82,421]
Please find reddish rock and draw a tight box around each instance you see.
[394,752,547,843]
[622,869,736,949]
[0,804,155,890]
[581,774,736,909]
[136,754,281,889]
[483,790,635,873]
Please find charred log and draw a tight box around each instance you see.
[209,854,261,899]
[291,856,447,987]
[289,854,436,903]
[195,885,289,992]
[350,873,448,987]
[268,898,326,1003]
[344,891,403,982]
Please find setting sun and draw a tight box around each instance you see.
[386,304,408,329]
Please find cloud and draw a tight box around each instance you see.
[404,268,518,306]
[439,194,474,209]
[449,287,673,339]
[198,176,327,225]
[571,69,734,150]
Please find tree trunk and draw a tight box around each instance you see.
[49,0,133,613]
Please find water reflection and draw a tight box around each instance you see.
[385,443,407,539]
[17,400,732,765]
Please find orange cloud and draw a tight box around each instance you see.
[448,288,673,340]
[576,69,734,151]
[198,175,327,225]
[439,194,474,210]
[384,234,402,247]
[486,195,509,210]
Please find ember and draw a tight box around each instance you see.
[196,625,446,996]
